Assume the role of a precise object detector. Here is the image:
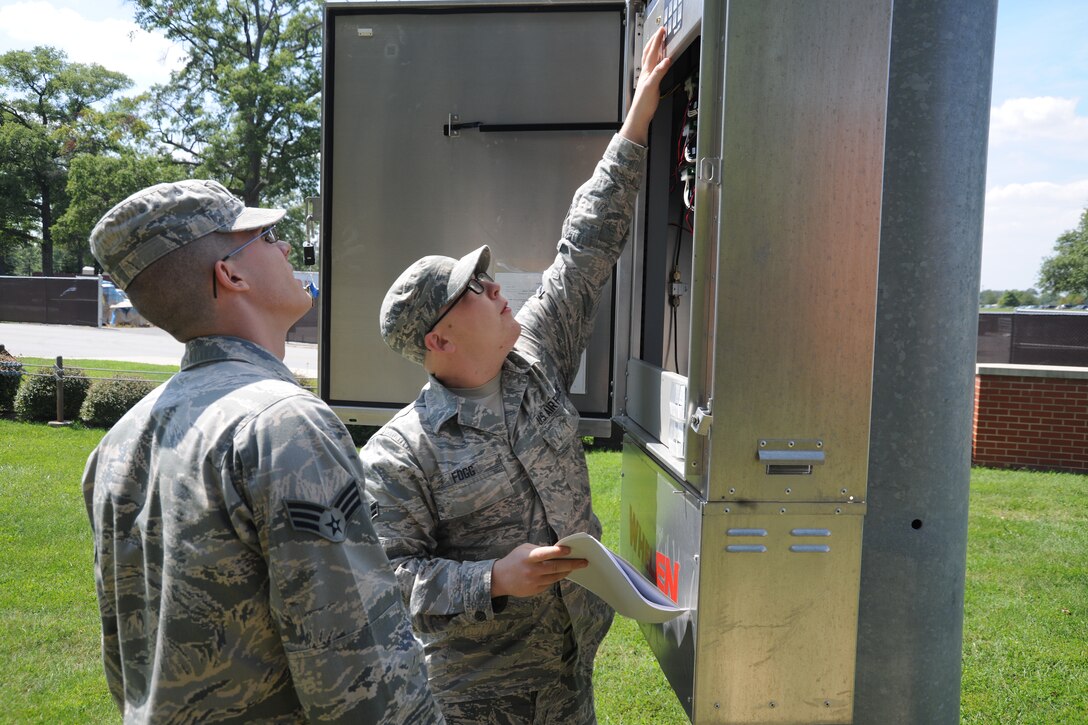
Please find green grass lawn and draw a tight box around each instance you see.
[17,357,177,382]
[587,450,690,725]
[960,468,1088,723]
[0,421,116,723]
[1,413,1085,723]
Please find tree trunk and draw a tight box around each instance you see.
[40,182,53,276]
[244,147,263,206]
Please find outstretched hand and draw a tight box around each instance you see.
[491,543,588,598]
[620,25,672,146]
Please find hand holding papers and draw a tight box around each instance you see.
[557,532,687,623]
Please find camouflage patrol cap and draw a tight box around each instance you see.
[380,245,491,365]
[89,179,285,290]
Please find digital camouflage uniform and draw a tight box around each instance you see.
[83,336,443,724]
[361,134,646,722]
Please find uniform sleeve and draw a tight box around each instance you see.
[227,394,443,725]
[360,429,500,632]
[81,444,126,714]
[516,134,647,386]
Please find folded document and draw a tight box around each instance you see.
[557,532,687,623]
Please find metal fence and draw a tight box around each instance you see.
[977,311,1088,366]
[1,274,318,343]
[0,276,100,326]
[288,305,318,344]
[3,357,174,424]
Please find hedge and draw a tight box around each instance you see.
[0,348,23,413]
[14,367,90,422]
[80,376,160,428]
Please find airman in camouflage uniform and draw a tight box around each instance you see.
[83,180,443,723]
[361,29,671,724]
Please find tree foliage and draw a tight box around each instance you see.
[131,0,322,209]
[0,2,324,278]
[1038,207,1088,297]
[54,152,187,274]
[0,47,133,274]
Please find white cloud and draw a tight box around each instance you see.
[983,96,1088,287]
[0,1,182,93]
[989,96,1088,145]
[981,179,1088,289]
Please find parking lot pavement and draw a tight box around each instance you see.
[0,321,317,376]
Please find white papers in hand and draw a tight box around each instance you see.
[556,532,687,623]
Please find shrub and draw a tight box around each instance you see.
[79,376,161,428]
[0,346,23,414]
[295,373,317,393]
[13,366,91,422]
[347,424,379,448]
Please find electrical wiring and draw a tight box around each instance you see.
[664,71,698,373]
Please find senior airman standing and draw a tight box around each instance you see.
[83,179,444,723]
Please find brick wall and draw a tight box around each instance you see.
[973,364,1088,473]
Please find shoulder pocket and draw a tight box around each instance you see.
[539,397,579,453]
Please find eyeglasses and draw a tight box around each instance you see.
[212,226,279,299]
[429,270,493,332]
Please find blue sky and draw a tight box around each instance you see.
[1,0,1085,292]
[984,0,1088,291]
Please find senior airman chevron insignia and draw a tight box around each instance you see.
[284,480,362,543]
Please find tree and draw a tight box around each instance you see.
[1038,207,1088,298]
[998,290,1021,308]
[54,152,187,273]
[1012,288,1041,306]
[0,47,132,275]
[131,0,321,211]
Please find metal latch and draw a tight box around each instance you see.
[757,439,825,475]
[689,403,713,436]
[445,113,480,137]
[698,157,722,186]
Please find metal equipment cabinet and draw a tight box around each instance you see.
[615,1,889,721]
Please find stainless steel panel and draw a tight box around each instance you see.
[322,5,623,425]
[680,0,726,489]
[706,0,892,502]
[693,505,864,724]
[622,437,866,724]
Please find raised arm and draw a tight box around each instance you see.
[619,26,672,146]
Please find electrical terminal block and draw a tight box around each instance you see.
[669,267,688,306]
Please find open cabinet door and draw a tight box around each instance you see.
[320,2,627,433]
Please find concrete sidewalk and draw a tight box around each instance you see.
[0,321,317,377]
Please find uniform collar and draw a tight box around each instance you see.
[421,349,539,432]
[180,335,298,385]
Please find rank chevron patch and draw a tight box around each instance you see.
[284,480,362,543]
